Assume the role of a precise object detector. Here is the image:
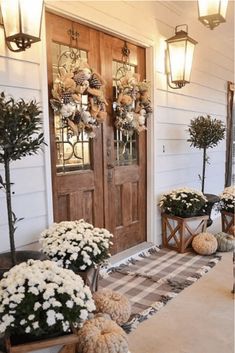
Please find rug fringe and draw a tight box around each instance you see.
[100,245,160,277]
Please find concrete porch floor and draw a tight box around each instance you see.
[128,252,234,353]
[18,240,234,353]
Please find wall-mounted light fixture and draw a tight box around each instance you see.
[198,0,228,30]
[165,24,197,89]
[0,0,43,52]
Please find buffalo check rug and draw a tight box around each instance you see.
[99,247,221,333]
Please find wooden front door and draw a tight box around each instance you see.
[46,13,147,254]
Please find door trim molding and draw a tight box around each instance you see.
[44,3,154,48]
[40,8,54,226]
[41,5,158,245]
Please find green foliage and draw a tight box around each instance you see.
[0,92,45,264]
[0,92,44,162]
[187,115,225,150]
[187,115,225,192]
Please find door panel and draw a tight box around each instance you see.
[46,13,104,227]
[46,13,147,254]
[100,33,146,253]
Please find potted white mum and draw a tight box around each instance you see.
[159,187,209,253]
[40,219,113,292]
[159,187,207,218]
[0,260,95,343]
[219,186,235,235]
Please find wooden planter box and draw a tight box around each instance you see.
[4,333,78,353]
[161,213,209,253]
[221,210,235,235]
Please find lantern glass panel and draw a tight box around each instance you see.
[185,41,195,82]
[20,0,43,38]
[168,40,187,83]
[198,0,220,16]
[1,0,20,38]
[220,0,229,18]
[198,0,228,19]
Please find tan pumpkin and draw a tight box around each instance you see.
[192,232,218,255]
[77,315,129,353]
[93,289,131,325]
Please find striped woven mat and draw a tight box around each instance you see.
[99,247,221,333]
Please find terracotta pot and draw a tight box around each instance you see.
[0,251,46,279]
[75,266,100,293]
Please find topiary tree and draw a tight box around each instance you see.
[0,92,45,266]
[187,115,225,193]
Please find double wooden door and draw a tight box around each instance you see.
[46,13,147,254]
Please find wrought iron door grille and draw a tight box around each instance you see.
[52,42,91,173]
[112,59,138,166]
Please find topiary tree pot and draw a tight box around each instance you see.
[204,193,220,227]
[0,251,46,279]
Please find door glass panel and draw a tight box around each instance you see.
[52,42,91,174]
[114,130,138,166]
[112,60,138,166]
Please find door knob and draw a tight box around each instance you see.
[107,163,115,169]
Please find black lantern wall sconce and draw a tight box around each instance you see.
[165,24,198,89]
[198,0,229,30]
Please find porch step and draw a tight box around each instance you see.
[109,241,155,267]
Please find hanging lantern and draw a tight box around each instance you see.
[0,0,43,52]
[198,0,228,30]
[166,24,198,89]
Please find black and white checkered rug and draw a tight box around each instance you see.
[99,247,221,333]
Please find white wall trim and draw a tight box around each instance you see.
[146,46,158,245]
[40,9,54,226]
[41,4,157,244]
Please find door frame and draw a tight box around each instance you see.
[40,5,157,245]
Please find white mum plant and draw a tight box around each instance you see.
[159,187,207,218]
[219,186,235,213]
[40,220,113,271]
[0,260,95,337]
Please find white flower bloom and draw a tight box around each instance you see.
[79,309,88,321]
[62,321,70,332]
[66,300,74,309]
[0,323,7,334]
[46,310,56,327]
[34,302,41,310]
[2,314,14,326]
[32,322,39,329]
[28,315,35,321]
[25,326,31,333]
[29,287,39,296]
[55,313,64,320]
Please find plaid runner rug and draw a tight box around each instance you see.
[99,247,221,333]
